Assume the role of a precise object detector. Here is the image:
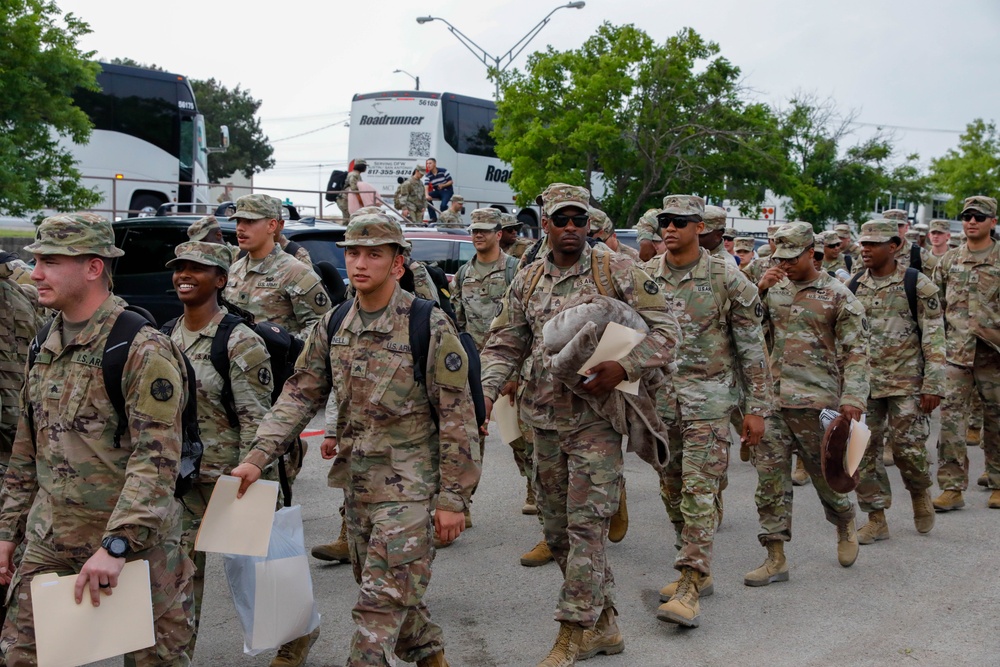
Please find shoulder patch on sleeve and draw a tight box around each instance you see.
[731,272,759,308]
[231,328,271,372]
[916,274,939,299]
[434,332,469,389]
[134,346,184,424]
[490,297,511,330]
[630,267,666,310]
[844,295,866,318]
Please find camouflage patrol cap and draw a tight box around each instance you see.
[588,209,614,239]
[820,231,841,247]
[25,212,124,258]
[961,195,997,217]
[812,235,825,259]
[905,230,920,242]
[723,227,738,239]
[166,241,235,272]
[451,195,465,205]
[772,222,815,259]
[469,208,503,231]
[537,183,590,216]
[354,158,368,168]
[929,219,951,233]
[231,194,281,221]
[700,205,727,233]
[835,223,852,238]
[734,237,755,252]
[661,194,705,218]
[882,209,908,223]
[914,223,929,233]
[500,212,521,229]
[414,162,426,174]
[757,245,773,258]
[858,220,897,243]
[337,213,411,250]
[187,215,222,241]
[766,224,782,239]
[352,206,383,218]
[949,232,964,247]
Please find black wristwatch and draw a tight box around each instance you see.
[101,535,131,559]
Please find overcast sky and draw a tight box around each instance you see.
[58,0,1000,202]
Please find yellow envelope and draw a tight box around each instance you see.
[195,475,280,557]
[846,418,871,477]
[492,396,521,445]
[577,321,646,395]
[32,559,154,667]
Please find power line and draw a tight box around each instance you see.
[262,110,350,122]
[270,122,346,143]
[846,120,963,134]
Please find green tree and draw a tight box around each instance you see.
[191,79,274,182]
[0,0,100,218]
[930,118,1000,217]
[493,24,786,226]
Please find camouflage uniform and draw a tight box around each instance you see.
[506,237,533,259]
[882,209,938,276]
[754,223,868,543]
[0,261,43,462]
[248,216,480,666]
[394,172,428,225]
[849,223,945,512]
[634,208,660,246]
[644,239,773,576]
[701,205,737,266]
[0,214,194,666]
[279,234,312,264]
[933,197,1000,493]
[337,161,366,220]
[589,209,640,263]
[452,210,517,351]
[480,184,681,628]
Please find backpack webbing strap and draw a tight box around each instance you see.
[104,310,154,448]
[408,298,439,426]
[209,315,242,428]
[910,244,922,273]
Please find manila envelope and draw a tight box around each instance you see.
[492,396,521,445]
[577,321,646,396]
[32,559,154,667]
[846,418,871,477]
[195,475,280,557]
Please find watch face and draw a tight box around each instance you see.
[106,537,128,557]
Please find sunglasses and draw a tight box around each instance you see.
[723,235,735,241]
[656,216,695,229]
[961,213,989,222]
[550,213,590,229]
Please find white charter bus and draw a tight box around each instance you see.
[346,90,541,227]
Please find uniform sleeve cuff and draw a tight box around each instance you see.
[242,449,271,471]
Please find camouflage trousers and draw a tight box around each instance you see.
[937,342,1000,491]
[532,421,622,628]
[857,395,932,512]
[970,391,984,433]
[656,416,730,575]
[3,533,194,666]
[344,496,443,666]
[751,408,855,544]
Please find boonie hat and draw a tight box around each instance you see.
[772,222,815,259]
[25,212,124,258]
[337,213,411,250]
[166,241,235,272]
[858,220,897,243]
[700,205,727,233]
[961,195,997,217]
[661,194,705,218]
[469,208,503,231]
[231,194,281,221]
[187,215,222,242]
[537,183,590,217]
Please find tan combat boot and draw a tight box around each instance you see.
[660,573,714,602]
[836,520,859,567]
[270,627,320,667]
[608,482,628,543]
[857,510,890,545]
[417,650,450,667]
[310,522,350,563]
[883,448,895,467]
[578,607,624,660]
[989,490,1000,509]
[911,489,935,533]
[523,480,539,515]
[967,426,982,447]
[521,538,554,567]
[791,458,810,486]
[932,490,965,512]
[656,567,705,628]
[744,541,788,587]
[978,472,989,488]
[537,622,584,667]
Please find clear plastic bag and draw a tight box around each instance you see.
[223,505,322,655]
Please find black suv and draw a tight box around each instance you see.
[112,214,347,324]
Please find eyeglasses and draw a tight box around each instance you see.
[962,213,989,222]
[471,227,499,236]
[550,214,590,229]
[777,249,809,265]
[656,216,694,229]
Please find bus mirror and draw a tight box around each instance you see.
[220,125,230,149]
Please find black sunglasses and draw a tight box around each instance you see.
[962,213,989,222]
[656,215,695,229]
[550,213,590,228]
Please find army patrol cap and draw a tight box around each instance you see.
[700,205,728,233]
[766,224,782,239]
[166,241,235,272]
[949,232,965,247]
[414,163,426,174]
[451,194,465,205]
[882,208,908,223]
[723,227,738,239]
[469,208,503,231]
[812,235,825,259]
[337,213,411,250]
[820,231,842,247]
[661,194,705,218]
[536,183,590,217]
[231,194,281,221]
[914,223,929,233]
[187,215,222,241]
[835,223,852,238]
[588,209,614,239]
[961,195,997,217]
[858,220,898,243]
[500,212,521,229]
[734,237,755,252]
[904,230,920,242]
[355,158,368,168]
[757,245,773,258]
[25,212,125,258]
[772,222,815,259]
[929,219,951,233]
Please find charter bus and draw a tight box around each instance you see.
[346,90,542,227]
[68,63,221,218]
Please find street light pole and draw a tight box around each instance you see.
[416,1,585,98]
[393,68,420,91]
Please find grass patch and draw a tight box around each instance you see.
[0,229,36,238]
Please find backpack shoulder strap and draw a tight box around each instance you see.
[504,254,519,285]
[910,244,922,273]
[522,262,546,303]
[454,261,470,289]
[590,249,612,297]
[104,309,155,447]
[844,254,853,272]
[408,298,439,425]
[903,267,920,326]
[211,313,243,428]
[846,270,864,294]
[324,298,355,380]
[284,240,303,257]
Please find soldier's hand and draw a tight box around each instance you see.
[500,381,518,405]
[741,414,765,446]
[920,394,942,413]
[840,406,863,423]
[321,437,339,460]
[581,361,627,395]
[76,548,127,607]
[231,462,263,498]
[0,541,16,585]
[758,266,786,292]
[435,509,465,545]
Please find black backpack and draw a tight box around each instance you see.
[28,307,203,498]
[325,298,487,428]
[325,169,348,202]
[847,267,921,334]
[910,244,922,273]
[401,262,457,322]
[843,253,853,272]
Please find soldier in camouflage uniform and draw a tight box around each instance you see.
[850,221,944,542]
[836,223,860,258]
[164,242,274,660]
[186,215,225,244]
[746,222,869,586]
[232,214,480,667]
[395,164,429,225]
[500,213,534,259]
[589,209,640,263]
[931,196,1000,511]
[882,209,938,276]
[698,205,737,266]
[634,207,663,262]
[820,231,851,275]
[742,225,782,284]
[928,219,952,258]
[480,184,681,667]
[337,159,367,221]
[0,213,194,666]
[643,195,773,628]
[734,237,756,267]
[435,195,466,228]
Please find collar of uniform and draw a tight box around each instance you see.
[956,238,1000,265]
[469,250,509,277]
[858,261,906,289]
[652,247,711,283]
[543,239,593,279]
[345,283,407,336]
[177,308,227,339]
[792,270,838,293]
[44,293,119,356]
[247,244,283,275]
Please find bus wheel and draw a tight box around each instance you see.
[128,194,164,217]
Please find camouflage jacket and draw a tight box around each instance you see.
[0,270,44,461]
[169,310,272,479]
[709,243,737,266]
[481,242,681,429]
[896,239,938,276]
[743,256,778,284]
[851,264,946,398]
[0,295,186,552]
[615,242,642,263]
[337,170,364,206]
[394,177,427,222]
[505,237,533,259]
[933,240,1000,367]
[436,210,464,228]
[224,244,331,337]
[634,216,658,244]
[279,234,312,265]
[452,251,517,350]
[644,249,773,421]
[248,284,480,511]
[822,255,851,275]
[762,272,870,411]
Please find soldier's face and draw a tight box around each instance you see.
[736,249,753,264]
[31,254,102,310]
[235,217,276,255]
[928,230,950,248]
[660,217,702,252]
[839,236,851,250]
[779,248,813,281]
[173,261,226,306]
[206,228,225,244]
[860,241,897,270]
[546,206,588,255]
[500,227,518,247]
[723,237,734,253]
[824,244,840,260]
[346,245,403,295]
[963,213,996,242]
[472,229,500,253]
